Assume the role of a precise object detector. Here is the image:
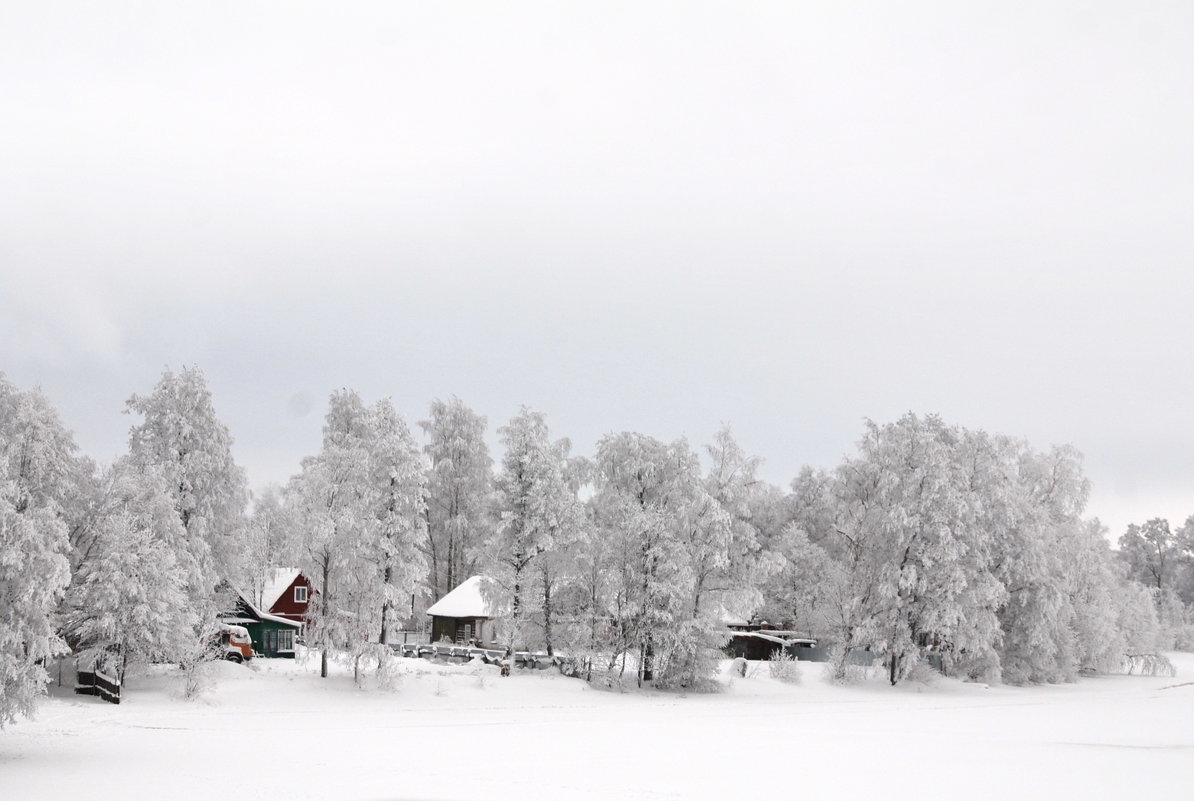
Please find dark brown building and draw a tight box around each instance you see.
[426,575,500,647]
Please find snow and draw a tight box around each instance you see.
[255,609,302,629]
[425,575,496,617]
[259,567,302,611]
[5,651,1193,801]
[225,585,302,630]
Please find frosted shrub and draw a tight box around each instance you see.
[768,651,802,684]
[181,657,216,701]
[728,657,759,680]
[823,660,870,685]
[1123,652,1176,677]
[374,646,403,692]
[902,658,939,685]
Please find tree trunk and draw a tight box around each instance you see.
[542,566,554,657]
[505,566,523,672]
[320,557,331,679]
[379,565,392,644]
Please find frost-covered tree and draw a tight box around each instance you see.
[487,408,582,656]
[288,390,376,679]
[765,518,844,638]
[701,428,772,623]
[1114,516,1194,649]
[570,525,614,679]
[756,468,833,632]
[0,376,74,726]
[1065,519,1128,673]
[536,453,592,657]
[1118,518,1179,592]
[1176,515,1194,605]
[1154,586,1194,650]
[1117,578,1164,654]
[0,500,70,725]
[590,433,729,688]
[369,398,428,644]
[991,442,1097,684]
[420,398,493,602]
[244,485,290,608]
[772,416,1132,685]
[289,391,430,681]
[814,416,1008,684]
[63,468,191,683]
[1,380,88,516]
[125,367,250,596]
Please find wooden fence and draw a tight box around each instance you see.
[75,667,121,704]
[391,642,575,673]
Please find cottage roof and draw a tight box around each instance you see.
[222,584,303,630]
[261,568,303,611]
[426,575,497,618]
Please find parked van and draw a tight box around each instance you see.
[218,623,254,663]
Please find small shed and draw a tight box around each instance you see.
[727,630,818,661]
[426,576,500,647]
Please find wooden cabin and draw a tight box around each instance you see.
[426,575,501,648]
[221,585,303,658]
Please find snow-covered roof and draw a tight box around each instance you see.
[426,575,497,618]
[261,567,303,611]
[222,584,303,629]
[257,609,302,629]
[720,610,751,627]
[730,631,817,646]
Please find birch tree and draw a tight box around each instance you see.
[817,416,1007,684]
[288,390,375,679]
[590,433,728,688]
[420,398,493,602]
[0,377,74,725]
[125,366,250,599]
[369,398,428,644]
[64,468,191,684]
[245,485,289,608]
[1118,518,1179,592]
[701,428,773,623]
[488,408,581,656]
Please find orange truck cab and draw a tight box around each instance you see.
[218,623,254,663]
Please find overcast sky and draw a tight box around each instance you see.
[2,2,1191,538]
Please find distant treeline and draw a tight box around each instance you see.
[3,367,1192,725]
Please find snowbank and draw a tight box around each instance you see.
[7,652,1194,801]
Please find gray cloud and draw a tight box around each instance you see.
[2,1,1191,536]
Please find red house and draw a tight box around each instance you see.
[259,568,313,626]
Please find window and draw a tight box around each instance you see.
[294,586,308,603]
[263,629,295,654]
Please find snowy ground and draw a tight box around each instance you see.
[5,651,1193,801]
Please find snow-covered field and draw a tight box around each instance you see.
[5,652,1193,801]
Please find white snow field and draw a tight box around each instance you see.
[5,652,1193,801]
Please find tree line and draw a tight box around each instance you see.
[2,367,1192,725]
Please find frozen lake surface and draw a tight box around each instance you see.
[5,651,1193,801]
